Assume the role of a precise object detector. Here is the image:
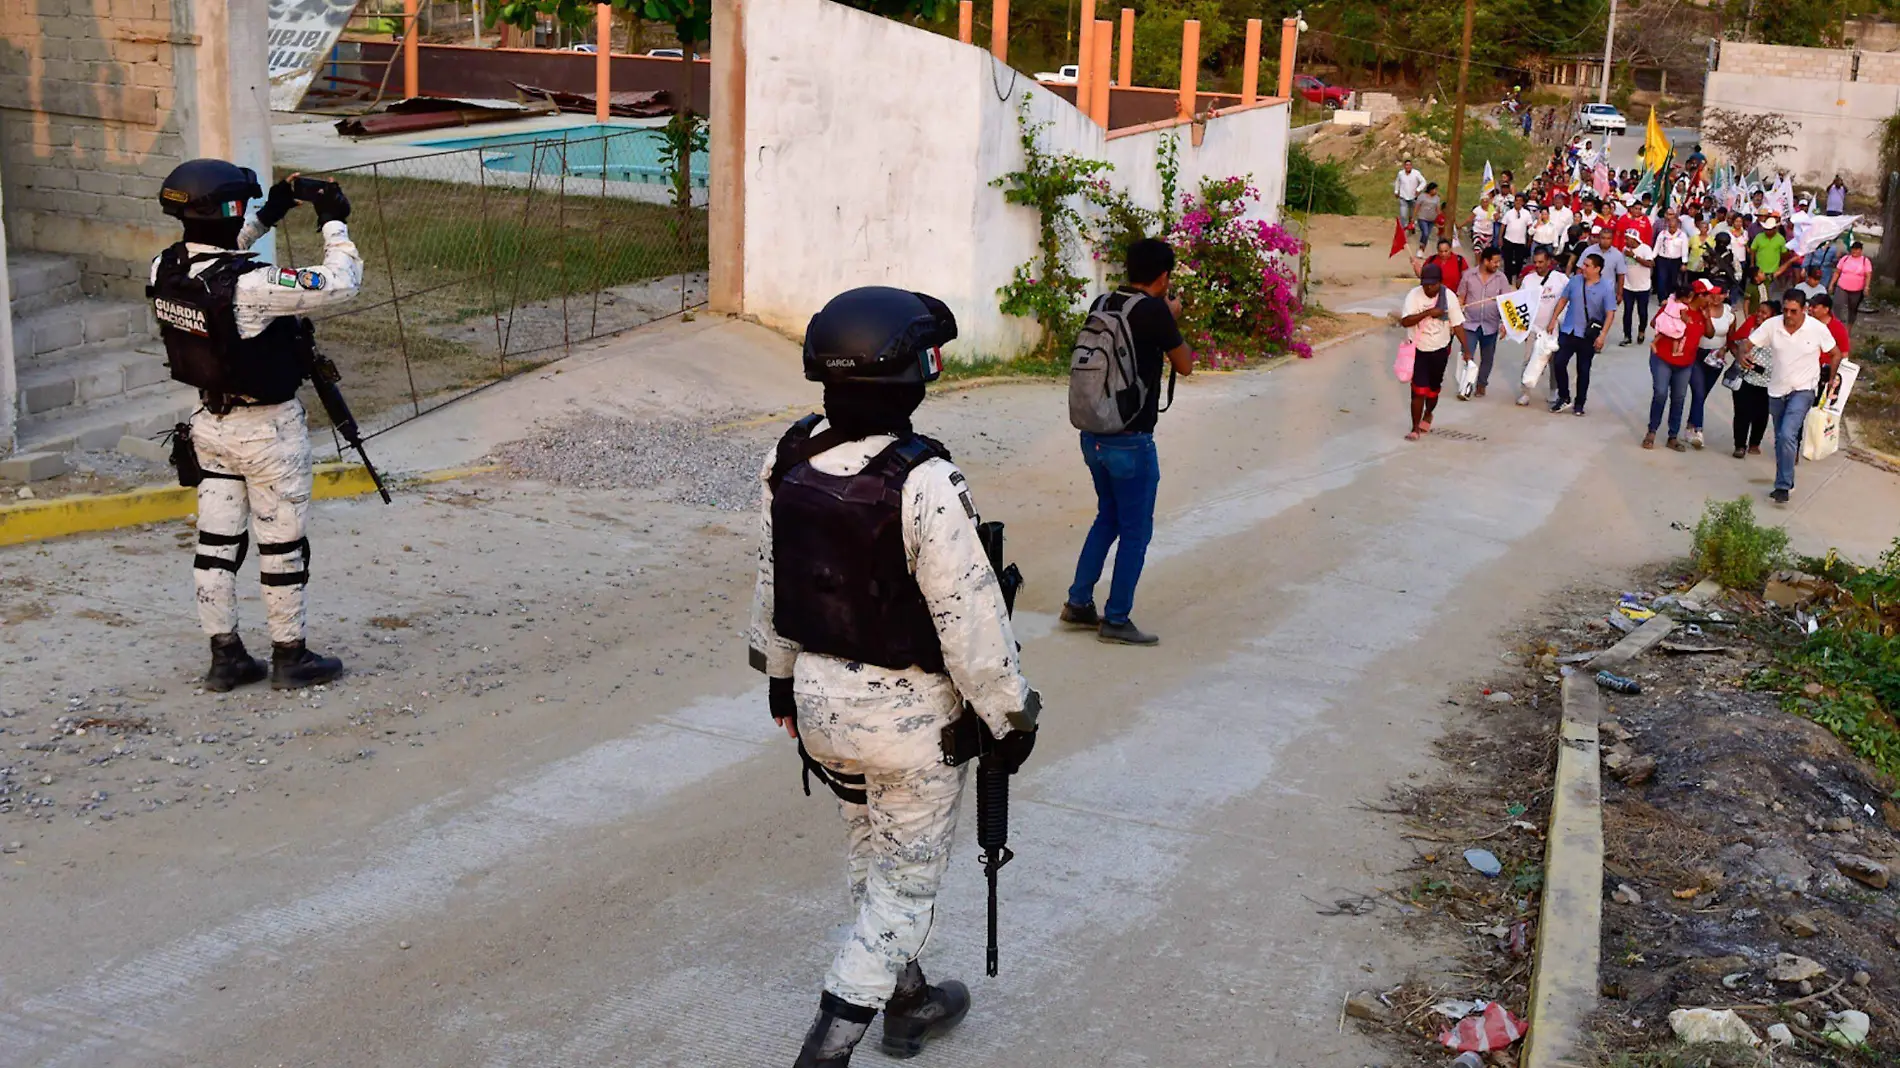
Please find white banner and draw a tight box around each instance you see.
[268,0,363,112]
[1792,214,1861,256]
[1497,277,1542,343]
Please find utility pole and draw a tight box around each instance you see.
[1598,0,1617,103]
[1445,0,1475,251]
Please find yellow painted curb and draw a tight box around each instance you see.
[0,463,498,549]
[1521,578,1718,1068]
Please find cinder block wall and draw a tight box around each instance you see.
[0,0,188,296]
[1717,41,1854,80]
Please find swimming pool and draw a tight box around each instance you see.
[417,124,709,188]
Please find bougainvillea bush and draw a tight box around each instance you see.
[1168,176,1309,368]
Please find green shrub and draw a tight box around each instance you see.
[1690,497,1791,590]
[1285,144,1359,215]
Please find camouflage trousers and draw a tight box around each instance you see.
[189,400,314,646]
[796,679,968,1011]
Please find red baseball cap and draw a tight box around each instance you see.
[1692,278,1721,295]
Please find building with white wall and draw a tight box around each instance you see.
[1704,41,1900,188]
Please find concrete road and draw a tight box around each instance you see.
[1596,123,1699,174]
[1,317,1891,1067]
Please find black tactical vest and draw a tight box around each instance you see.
[147,244,306,403]
[769,418,948,675]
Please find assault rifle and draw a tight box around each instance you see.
[296,322,390,504]
[942,521,1024,977]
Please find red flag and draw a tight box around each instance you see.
[1390,216,1408,258]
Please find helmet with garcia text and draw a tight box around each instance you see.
[159,158,262,220]
[802,287,957,385]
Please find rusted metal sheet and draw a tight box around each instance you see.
[509,83,675,117]
[333,97,557,137]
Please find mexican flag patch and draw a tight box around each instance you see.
[275,268,298,288]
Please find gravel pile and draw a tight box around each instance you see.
[68,449,167,480]
[490,410,772,511]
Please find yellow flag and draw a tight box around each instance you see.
[1642,106,1671,174]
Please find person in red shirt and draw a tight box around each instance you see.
[1807,291,1848,386]
[1613,208,1654,252]
[1413,236,1466,293]
[1643,282,1708,451]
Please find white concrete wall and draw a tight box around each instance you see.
[1703,71,1900,188]
[742,0,1291,358]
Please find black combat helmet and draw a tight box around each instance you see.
[159,158,262,220]
[802,287,957,385]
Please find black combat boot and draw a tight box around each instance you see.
[205,633,267,693]
[793,992,874,1067]
[271,640,343,690]
[880,961,971,1059]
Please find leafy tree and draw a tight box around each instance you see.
[1702,108,1799,176]
[1722,0,1845,46]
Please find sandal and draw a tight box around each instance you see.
[1420,419,1433,432]
[1667,438,1686,452]
[1642,432,1656,450]
[1405,429,1422,441]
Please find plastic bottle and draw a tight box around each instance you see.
[1595,669,1641,694]
[1451,1054,1485,1068]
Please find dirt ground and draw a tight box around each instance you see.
[1343,569,1900,1067]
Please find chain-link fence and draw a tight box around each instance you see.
[278,127,709,437]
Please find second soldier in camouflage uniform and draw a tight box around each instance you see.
[750,287,1041,1067]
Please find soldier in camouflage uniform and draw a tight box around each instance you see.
[749,287,1041,1066]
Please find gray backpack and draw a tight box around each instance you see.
[1068,291,1169,433]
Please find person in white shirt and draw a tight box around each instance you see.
[1653,211,1689,302]
[1397,262,1469,440]
[1518,248,1569,407]
[1499,195,1535,277]
[1394,160,1426,229]
[1622,239,1654,345]
[1471,191,1497,253]
[1745,292,1839,502]
[1550,201,1575,239]
[1531,207,1562,254]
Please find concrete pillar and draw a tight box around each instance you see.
[1118,8,1134,88]
[178,1,276,263]
[709,0,746,314]
[1277,17,1297,100]
[1177,19,1199,119]
[1241,18,1261,105]
[991,0,1009,61]
[596,4,611,122]
[1077,0,1096,107]
[1092,19,1113,125]
[958,1,973,44]
[0,162,14,457]
[404,0,421,98]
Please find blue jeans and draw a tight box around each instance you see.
[1687,356,1716,430]
[1416,219,1435,249]
[1067,431,1159,626]
[1398,198,1415,227]
[1648,356,1692,437]
[1769,391,1816,493]
[1464,326,1499,386]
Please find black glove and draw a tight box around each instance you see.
[988,728,1037,775]
[256,179,298,228]
[769,676,796,724]
[309,183,351,226]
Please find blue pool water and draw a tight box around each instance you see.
[417,123,709,188]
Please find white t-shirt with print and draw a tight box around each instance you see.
[1402,285,1467,352]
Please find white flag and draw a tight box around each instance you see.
[1497,277,1542,343]
[1792,213,1859,256]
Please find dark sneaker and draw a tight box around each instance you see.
[1059,601,1101,627]
[1548,400,1568,413]
[1770,488,1791,504]
[1098,620,1160,646]
[205,633,267,693]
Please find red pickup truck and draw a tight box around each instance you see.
[1292,74,1351,108]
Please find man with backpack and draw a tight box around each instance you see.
[1059,239,1195,647]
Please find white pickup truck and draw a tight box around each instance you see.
[1577,102,1628,136]
[1034,64,1080,83]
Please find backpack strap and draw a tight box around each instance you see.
[768,413,837,492]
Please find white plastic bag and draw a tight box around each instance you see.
[1522,331,1558,389]
[1456,354,1479,398]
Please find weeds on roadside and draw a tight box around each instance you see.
[1690,497,1790,591]
[1762,537,1900,787]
